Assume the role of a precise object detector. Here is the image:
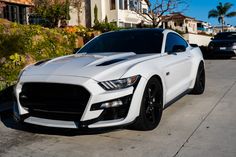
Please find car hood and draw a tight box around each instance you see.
[23,52,161,81]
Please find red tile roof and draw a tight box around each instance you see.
[0,0,33,6]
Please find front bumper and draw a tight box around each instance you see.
[15,75,147,129]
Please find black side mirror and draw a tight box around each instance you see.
[172,45,186,52]
[190,44,199,47]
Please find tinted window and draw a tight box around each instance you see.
[214,32,236,40]
[78,30,163,54]
[165,33,188,53]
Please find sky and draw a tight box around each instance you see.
[151,0,236,26]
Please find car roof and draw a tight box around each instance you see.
[104,28,165,35]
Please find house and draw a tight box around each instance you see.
[212,25,236,34]
[0,0,149,28]
[197,21,213,35]
[73,0,149,28]
[68,0,92,27]
[0,0,33,24]
[90,0,149,27]
[161,13,198,34]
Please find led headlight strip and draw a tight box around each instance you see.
[98,75,141,90]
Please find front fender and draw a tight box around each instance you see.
[122,60,167,106]
[189,47,205,88]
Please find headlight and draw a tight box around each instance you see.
[98,75,141,90]
[233,42,236,49]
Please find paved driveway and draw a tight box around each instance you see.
[0,59,236,157]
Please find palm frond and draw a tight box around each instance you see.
[224,2,234,13]
[208,9,219,18]
[226,11,236,17]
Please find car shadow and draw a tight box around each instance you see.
[203,55,234,60]
[0,108,122,136]
[0,86,122,136]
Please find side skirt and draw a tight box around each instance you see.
[164,89,192,110]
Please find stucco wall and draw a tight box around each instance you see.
[183,33,212,46]
[68,6,79,26]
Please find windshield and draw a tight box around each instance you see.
[214,32,236,40]
[78,30,163,54]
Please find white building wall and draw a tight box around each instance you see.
[91,0,103,25]
[104,0,117,22]
[68,6,79,26]
[183,33,212,46]
[79,1,86,26]
[90,0,149,27]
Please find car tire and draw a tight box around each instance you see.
[131,77,163,131]
[190,62,205,95]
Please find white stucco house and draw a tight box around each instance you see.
[212,25,236,34]
[69,0,149,28]
[161,13,198,34]
[90,0,149,27]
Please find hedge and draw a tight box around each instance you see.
[0,19,97,90]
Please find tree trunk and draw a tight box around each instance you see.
[221,16,224,32]
[77,1,82,25]
[152,18,157,28]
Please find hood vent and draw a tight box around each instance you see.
[34,59,51,66]
[97,58,126,66]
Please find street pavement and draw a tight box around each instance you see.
[0,59,236,157]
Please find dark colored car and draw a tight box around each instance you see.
[208,32,236,58]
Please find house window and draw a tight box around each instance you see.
[119,0,123,10]
[124,0,128,10]
[110,0,116,10]
[129,0,135,10]
[11,5,17,22]
[143,8,147,13]
[3,5,27,24]
[3,6,9,20]
[19,6,26,24]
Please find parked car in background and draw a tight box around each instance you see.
[14,29,205,131]
[208,32,236,58]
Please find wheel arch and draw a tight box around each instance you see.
[190,59,205,89]
[145,74,165,107]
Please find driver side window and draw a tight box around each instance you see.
[165,33,188,53]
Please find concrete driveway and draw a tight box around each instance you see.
[0,59,236,157]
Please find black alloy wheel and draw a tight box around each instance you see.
[190,62,205,95]
[131,77,163,131]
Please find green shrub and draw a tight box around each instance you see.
[93,22,118,33]
[0,21,80,87]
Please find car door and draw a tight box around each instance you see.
[163,32,192,103]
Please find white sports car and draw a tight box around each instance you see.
[14,29,205,130]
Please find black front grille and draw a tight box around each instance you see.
[19,83,90,121]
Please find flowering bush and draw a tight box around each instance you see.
[0,19,99,90]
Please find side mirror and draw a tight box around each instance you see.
[73,48,80,54]
[172,45,186,52]
[190,44,199,47]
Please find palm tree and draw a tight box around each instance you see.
[208,2,236,32]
